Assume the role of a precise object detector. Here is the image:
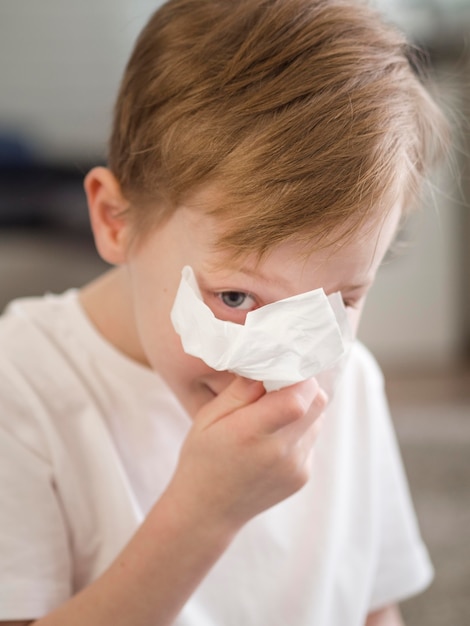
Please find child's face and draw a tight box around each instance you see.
[122,197,401,417]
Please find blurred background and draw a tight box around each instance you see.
[0,1,469,624]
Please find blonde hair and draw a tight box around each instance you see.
[109,0,448,256]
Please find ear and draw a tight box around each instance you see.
[84,166,131,265]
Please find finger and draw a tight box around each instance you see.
[195,376,266,430]
[299,417,326,474]
[279,406,327,476]
[251,378,326,434]
[289,405,327,449]
[278,386,328,436]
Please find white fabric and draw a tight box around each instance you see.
[0,291,433,623]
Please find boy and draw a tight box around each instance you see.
[0,0,448,624]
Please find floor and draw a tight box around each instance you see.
[1,228,469,625]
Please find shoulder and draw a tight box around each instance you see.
[327,341,391,445]
[341,340,385,397]
[0,290,79,357]
[348,340,384,379]
[0,291,82,430]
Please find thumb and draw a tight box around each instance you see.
[195,376,266,430]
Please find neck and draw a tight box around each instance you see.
[79,267,149,367]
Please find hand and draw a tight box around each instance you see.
[166,376,328,533]
[21,378,328,626]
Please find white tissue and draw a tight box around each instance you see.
[171,266,351,392]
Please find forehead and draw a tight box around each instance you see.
[191,201,403,293]
[182,179,402,254]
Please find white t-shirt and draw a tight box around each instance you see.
[0,290,433,624]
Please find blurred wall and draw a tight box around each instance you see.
[359,63,469,370]
[0,0,161,163]
[360,0,470,369]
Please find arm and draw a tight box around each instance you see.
[366,605,405,626]
[3,377,326,626]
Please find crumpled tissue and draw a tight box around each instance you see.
[171,265,352,392]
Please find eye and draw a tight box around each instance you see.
[218,291,256,310]
[342,294,366,310]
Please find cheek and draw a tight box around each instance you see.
[145,315,214,389]
[159,345,219,417]
[172,343,212,381]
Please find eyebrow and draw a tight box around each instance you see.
[342,281,373,292]
[234,266,372,294]
[233,266,294,290]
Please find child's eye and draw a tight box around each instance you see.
[342,296,364,310]
[218,291,256,310]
